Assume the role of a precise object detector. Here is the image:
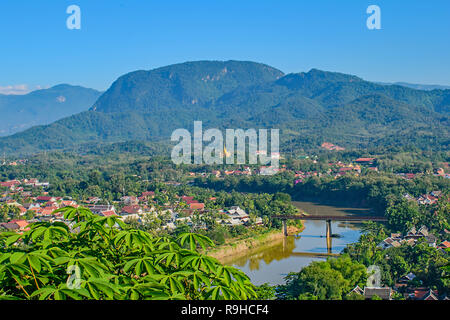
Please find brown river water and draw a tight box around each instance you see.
[225,201,370,285]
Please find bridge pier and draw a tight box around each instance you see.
[326,220,332,253]
[271,215,387,251]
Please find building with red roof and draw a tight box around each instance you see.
[10,220,29,230]
[121,205,143,215]
[355,158,376,164]
[438,240,450,250]
[101,210,118,217]
[41,206,58,216]
[189,203,205,210]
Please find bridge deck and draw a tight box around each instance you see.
[290,252,340,258]
[272,215,387,221]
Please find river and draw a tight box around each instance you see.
[224,201,370,286]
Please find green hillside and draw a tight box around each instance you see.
[0,61,448,155]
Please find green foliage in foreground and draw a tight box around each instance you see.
[0,207,256,300]
[276,255,367,300]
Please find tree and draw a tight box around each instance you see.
[255,283,276,300]
[276,256,367,300]
[386,198,420,233]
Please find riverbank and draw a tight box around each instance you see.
[206,225,304,263]
[217,201,366,285]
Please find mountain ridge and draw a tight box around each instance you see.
[0,84,102,136]
[0,61,448,155]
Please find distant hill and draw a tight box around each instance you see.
[0,84,102,136]
[377,81,450,91]
[0,61,448,155]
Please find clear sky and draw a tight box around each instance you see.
[1,0,450,93]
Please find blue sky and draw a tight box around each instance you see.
[1,0,450,93]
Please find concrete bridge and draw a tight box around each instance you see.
[290,251,340,258]
[272,214,387,253]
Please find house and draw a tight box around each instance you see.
[45,201,59,208]
[121,213,142,223]
[404,226,436,246]
[88,204,116,215]
[255,217,263,225]
[60,200,77,207]
[164,181,182,187]
[23,203,40,210]
[422,290,439,301]
[0,222,20,231]
[391,233,402,239]
[37,196,57,203]
[100,210,117,217]
[379,226,436,249]
[185,199,199,205]
[164,222,176,231]
[430,191,442,198]
[16,205,27,216]
[189,203,205,210]
[412,288,439,300]
[355,158,376,165]
[437,240,450,251]
[29,207,43,215]
[363,287,392,300]
[224,219,245,227]
[417,194,438,205]
[228,206,249,219]
[9,220,29,230]
[349,286,392,300]
[120,196,139,205]
[349,285,364,296]
[403,193,415,201]
[225,206,250,226]
[36,181,50,188]
[259,166,279,175]
[121,205,143,215]
[417,226,429,237]
[405,226,430,239]
[182,196,195,203]
[377,237,401,249]
[398,272,416,284]
[23,179,49,188]
[176,216,192,225]
[23,178,38,186]
[0,180,21,189]
[85,197,101,204]
[141,191,155,197]
[41,206,58,216]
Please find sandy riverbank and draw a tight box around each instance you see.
[206,225,304,263]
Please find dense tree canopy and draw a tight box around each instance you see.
[276,256,367,300]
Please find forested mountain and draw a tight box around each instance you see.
[0,61,448,155]
[379,82,450,91]
[0,85,102,136]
